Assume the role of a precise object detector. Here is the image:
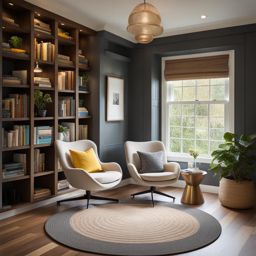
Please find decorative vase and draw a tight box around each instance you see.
[58,132,65,141]
[38,109,47,117]
[219,177,256,209]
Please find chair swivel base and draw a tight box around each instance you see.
[57,190,119,208]
[131,186,175,207]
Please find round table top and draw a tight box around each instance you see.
[181,169,207,176]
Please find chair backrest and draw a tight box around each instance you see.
[55,140,99,171]
[124,141,167,170]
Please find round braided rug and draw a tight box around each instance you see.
[45,203,221,256]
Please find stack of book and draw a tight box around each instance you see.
[2,163,25,179]
[33,188,51,200]
[79,125,88,139]
[34,126,53,145]
[58,97,75,117]
[3,11,19,26]
[78,49,89,69]
[61,122,75,141]
[3,75,22,86]
[78,107,89,118]
[2,125,30,148]
[58,28,72,40]
[34,39,55,62]
[2,94,29,118]
[13,153,27,174]
[34,77,51,87]
[34,149,45,173]
[2,42,28,56]
[12,70,28,84]
[58,54,74,66]
[34,18,52,35]
[58,179,70,190]
[58,71,74,90]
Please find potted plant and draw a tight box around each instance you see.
[58,125,69,141]
[210,132,256,209]
[34,90,52,117]
[189,149,199,169]
[9,36,25,53]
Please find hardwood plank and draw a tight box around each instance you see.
[25,242,58,256]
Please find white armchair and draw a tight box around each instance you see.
[124,141,180,205]
[55,140,122,208]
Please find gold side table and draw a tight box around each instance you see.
[181,170,207,205]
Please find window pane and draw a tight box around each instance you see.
[170,127,181,138]
[183,86,195,101]
[170,105,182,116]
[170,139,181,152]
[210,104,224,117]
[210,85,225,100]
[195,117,208,128]
[210,128,224,140]
[182,116,194,127]
[196,129,208,140]
[210,78,228,86]
[196,140,209,155]
[210,117,224,128]
[182,139,194,153]
[171,87,182,101]
[183,80,196,86]
[170,116,181,126]
[197,79,210,86]
[183,128,194,138]
[169,81,182,87]
[196,104,208,116]
[197,86,209,101]
[182,104,194,116]
[210,140,223,153]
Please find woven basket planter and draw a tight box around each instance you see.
[219,177,256,209]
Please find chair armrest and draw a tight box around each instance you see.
[101,162,122,173]
[127,163,143,183]
[164,162,181,176]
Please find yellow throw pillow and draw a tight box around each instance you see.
[69,148,103,173]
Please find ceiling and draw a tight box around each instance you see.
[26,0,256,42]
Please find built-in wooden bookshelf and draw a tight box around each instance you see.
[0,0,96,210]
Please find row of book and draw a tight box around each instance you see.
[34,39,55,62]
[58,54,74,66]
[34,77,52,87]
[58,71,75,90]
[78,107,89,118]
[34,126,53,145]
[2,94,29,118]
[34,188,51,200]
[2,126,30,148]
[79,125,88,140]
[34,18,52,35]
[3,70,28,85]
[2,162,25,179]
[58,97,75,117]
[34,149,46,173]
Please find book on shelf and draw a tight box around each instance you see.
[58,71,74,90]
[3,75,22,85]
[34,39,55,62]
[34,18,51,34]
[61,122,75,141]
[34,149,45,173]
[58,28,72,40]
[79,125,88,140]
[12,70,27,84]
[34,77,51,87]
[2,125,30,148]
[78,107,89,118]
[13,153,27,175]
[58,97,75,117]
[58,54,74,65]
[33,188,51,200]
[2,94,29,118]
[2,10,18,26]
[34,126,53,145]
[2,162,25,179]
[58,179,70,190]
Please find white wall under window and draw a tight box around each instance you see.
[162,51,234,163]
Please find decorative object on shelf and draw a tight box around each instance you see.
[34,62,43,73]
[79,73,89,91]
[188,149,199,169]
[127,0,163,44]
[34,90,52,117]
[210,132,256,209]
[58,125,69,141]
[9,35,23,49]
[106,76,124,121]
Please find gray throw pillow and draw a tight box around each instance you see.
[137,151,164,173]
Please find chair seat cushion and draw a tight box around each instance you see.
[140,172,177,182]
[90,171,122,184]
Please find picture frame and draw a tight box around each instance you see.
[106,76,124,121]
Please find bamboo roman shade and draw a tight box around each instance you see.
[164,55,229,81]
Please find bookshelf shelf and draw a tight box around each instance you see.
[58,116,76,120]
[58,90,75,94]
[35,59,54,66]
[34,117,54,121]
[2,146,30,152]
[2,51,30,61]
[3,84,30,89]
[33,144,53,149]
[78,116,92,119]
[78,64,90,71]
[2,175,30,183]
[34,30,54,40]
[58,36,76,45]
[33,86,54,91]
[79,91,90,94]
[2,20,30,34]
[58,62,75,69]
[34,171,54,177]
[2,117,30,122]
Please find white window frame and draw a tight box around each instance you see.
[161,51,235,163]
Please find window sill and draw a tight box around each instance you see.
[167,153,212,164]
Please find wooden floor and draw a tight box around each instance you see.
[0,184,255,256]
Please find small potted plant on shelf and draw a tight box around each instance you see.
[189,149,199,169]
[34,90,52,117]
[210,132,256,209]
[58,125,69,141]
[9,36,26,53]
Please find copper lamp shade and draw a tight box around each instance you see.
[127,2,163,44]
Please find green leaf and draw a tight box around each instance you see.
[224,132,235,142]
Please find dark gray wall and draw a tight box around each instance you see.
[128,24,256,185]
[96,31,133,178]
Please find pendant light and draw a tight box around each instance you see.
[127,0,163,44]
